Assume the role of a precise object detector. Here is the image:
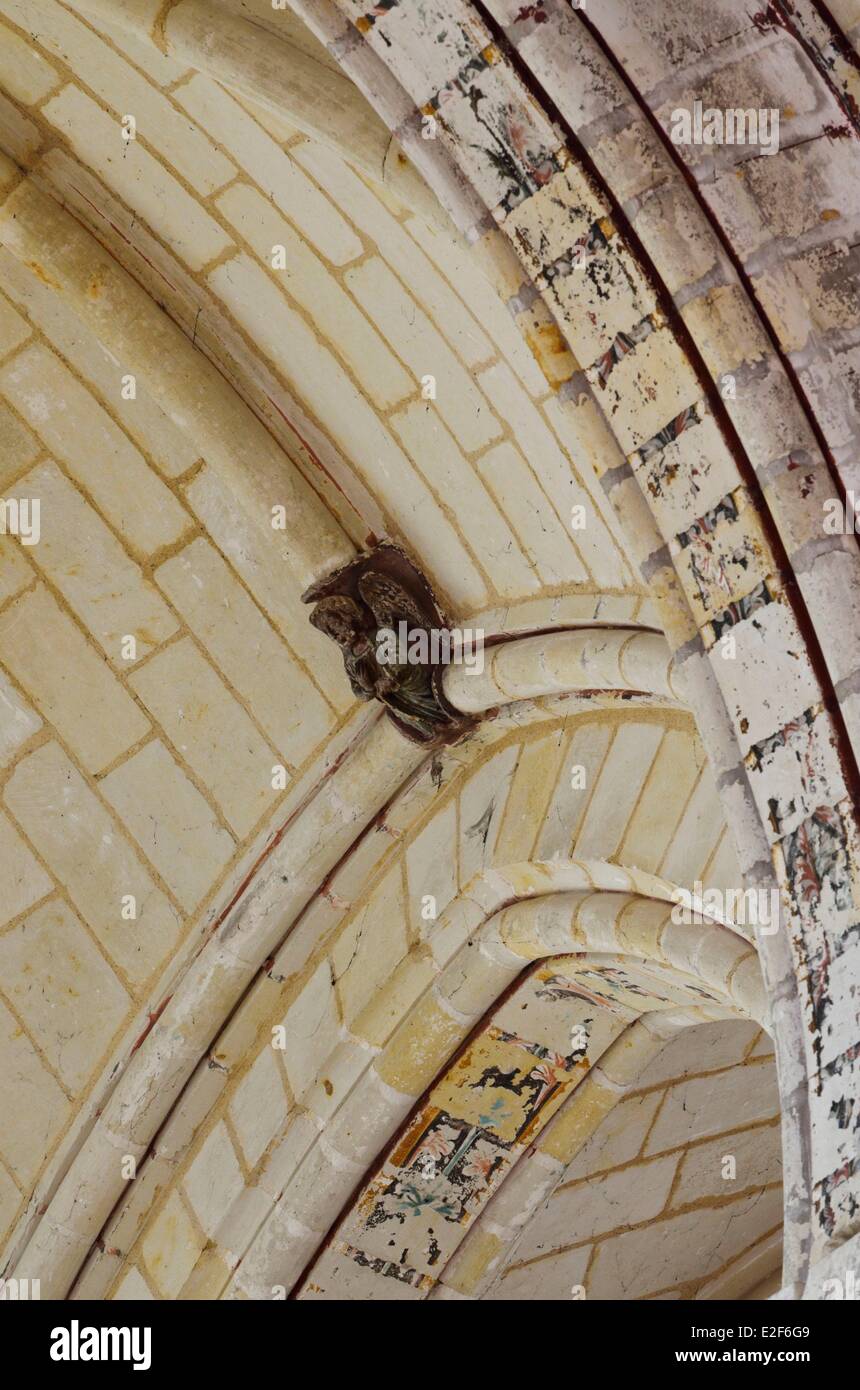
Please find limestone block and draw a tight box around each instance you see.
[0,290,30,360]
[592,0,759,93]
[564,1088,664,1180]
[0,997,70,1186]
[798,348,860,459]
[0,181,353,590]
[375,989,466,1097]
[590,117,666,205]
[618,728,699,873]
[0,585,150,772]
[17,460,179,661]
[215,182,411,408]
[504,160,608,280]
[100,740,235,911]
[278,959,341,1100]
[0,665,40,768]
[0,249,200,480]
[112,1267,155,1300]
[347,256,500,452]
[129,637,279,838]
[3,0,235,194]
[256,1109,320,1202]
[474,439,587,586]
[754,243,860,354]
[301,1242,425,1299]
[5,741,181,984]
[391,402,538,600]
[482,361,594,527]
[682,284,768,380]
[0,16,60,103]
[0,397,39,489]
[586,1185,783,1298]
[156,539,333,767]
[0,90,41,164]
[0,343,191,556]
[533,722,610,862]
[797,548,860,685]
[743,135,860,242]
[490,1241,591,1300]
[744,704,846,844]
[141,1192,205,1298]
[676,1121,782,1207]
[0,808,51,926]
[550,242,657,368]
[588,324,701,454]
[0,533,32,606]
[707,596,820,755]
[208,254,488,610]
[574,721,664,858]
[182,1123,245,1240]
[303,1038,375,1124]
[518,1154,677,1260]
[629,412,730,549]
[405,214,543,388]
[671,488,770,625]
[632,181,718,295]
[644,1062,780,1153]
[181,467,351,702]
[332,868,409,1028]
[40,85,231,269]
[178,73,364,263]
[0,898,129,1091]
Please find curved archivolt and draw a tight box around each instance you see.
[285,881,773,1301]
[63,705,744,1301]
[0,0,858,1304]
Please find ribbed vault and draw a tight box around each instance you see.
[0,0,858,1304]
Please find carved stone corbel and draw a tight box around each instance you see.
[302,542,479,746]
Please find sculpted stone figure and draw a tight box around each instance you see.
[303,544,478,745]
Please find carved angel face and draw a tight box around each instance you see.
[309,595,367,649]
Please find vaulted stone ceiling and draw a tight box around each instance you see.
[0,0,858,1304]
